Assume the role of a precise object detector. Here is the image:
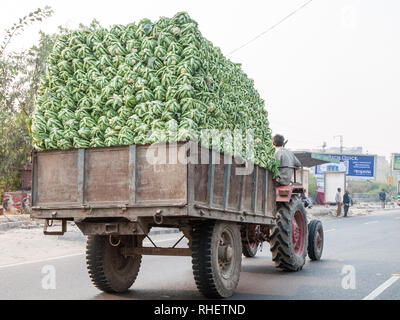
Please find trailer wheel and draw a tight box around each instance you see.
[191,221,242,299]
[270,196,308,271]
[308,220,324,261]
[86,235,142,293]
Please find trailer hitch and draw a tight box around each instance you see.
[153,209,163,225]
[43,219,67,236]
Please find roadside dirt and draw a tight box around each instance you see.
[0,222,85,266]
[307,202,398,222]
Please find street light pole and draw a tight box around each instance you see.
[334,135,344,154]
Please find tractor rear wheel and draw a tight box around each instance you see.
[86,235,142,293]
[308,220,324,261]
[270,196,308,271]
[191,221,242,299]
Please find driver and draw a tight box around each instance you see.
[273,134,301,186]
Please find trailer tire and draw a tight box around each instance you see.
[191,221,242,299]
[270,196,308,271]
[308,220,324,261]
[86,235,142,293]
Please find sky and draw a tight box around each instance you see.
[1,0,399,159]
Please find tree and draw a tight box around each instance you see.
[0,9,103,200]
[0,7,53,199]
[308,171,317,198]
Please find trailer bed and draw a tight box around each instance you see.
[31,141,276,234]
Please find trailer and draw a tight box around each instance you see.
[30,141,324,298]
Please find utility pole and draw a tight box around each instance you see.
[334,135,343,154]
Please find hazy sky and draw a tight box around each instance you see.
[1,0,399,159]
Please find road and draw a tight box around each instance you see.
[1,210,399,300]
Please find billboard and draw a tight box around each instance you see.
[392,154,400,171]
[315,154,376,179]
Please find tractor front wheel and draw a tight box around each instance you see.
[308,220,324,261]
[242,225,260,258]
[242,240,259,258]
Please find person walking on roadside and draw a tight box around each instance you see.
[379,189,386,209]
[335,188,343,217]
[343,189,352,217]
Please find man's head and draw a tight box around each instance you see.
[273,134,285,148]
[338,188,341,192]
[345,189,349,194]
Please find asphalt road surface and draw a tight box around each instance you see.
[1,210,399,300]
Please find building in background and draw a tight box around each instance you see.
[1,162,32,215]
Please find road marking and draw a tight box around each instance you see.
[0,236,182,270]
[0,253,84,269]
[363,275,400,300]
[325,228,336,232]
[364,220,379,225]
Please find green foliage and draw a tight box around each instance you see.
[0,6,53,57]
[32,12,279,174]
[308,171,317,197]
[0,7,53,199]
[347,181,396,199]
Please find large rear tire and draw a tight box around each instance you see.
[308,220,324,261]
[270,196,308,271]
[191,221,242,299]
[86,235,142,293]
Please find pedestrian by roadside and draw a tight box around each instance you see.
[379,189,386,209]
[335,188,343,217]
[343,189,352,217]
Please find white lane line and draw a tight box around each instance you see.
[325,228,336,232]
[364,220,379,225]
[0,253,84,269]
[0,236,182,269]
[363,275,400,300]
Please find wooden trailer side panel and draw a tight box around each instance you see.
[35,150,79,206]
[135,144,187,204]
[32,144,187,210]
[191,144,276,219]
[85,147,130,203]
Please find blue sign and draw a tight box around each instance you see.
[315,154,376,179]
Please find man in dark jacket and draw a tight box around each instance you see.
[379,189,386,209]
[273,134,301,186]
[343,189,352,217]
